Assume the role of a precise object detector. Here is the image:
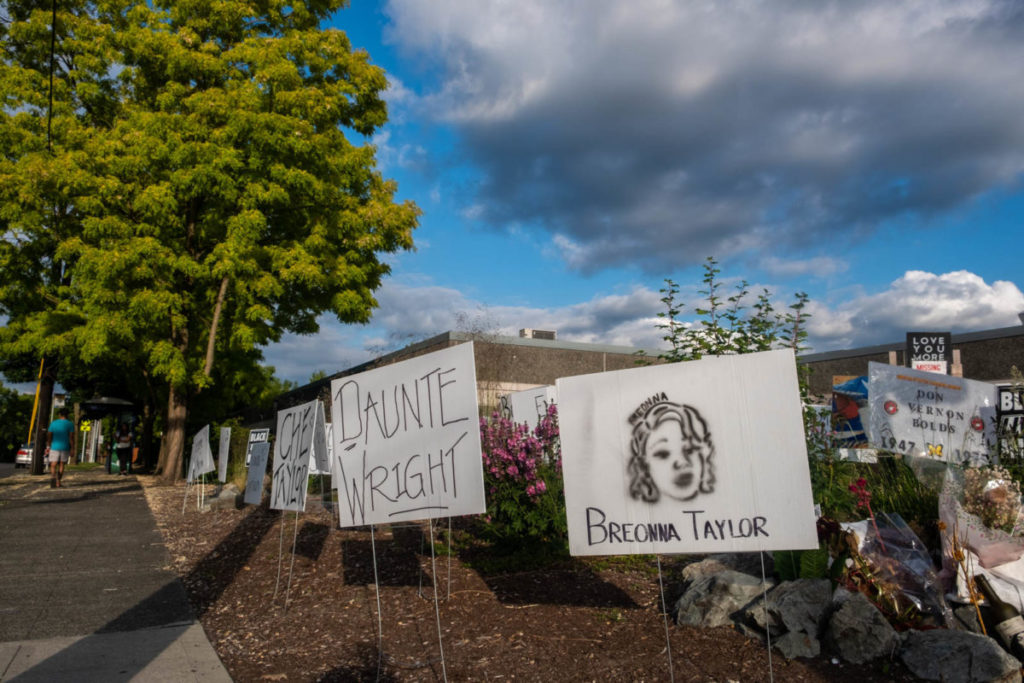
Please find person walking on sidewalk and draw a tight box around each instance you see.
[115,422,134,475]
[46,408,76,488]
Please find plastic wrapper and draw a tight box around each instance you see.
[845,512,953,627]
[939,466,1024,610]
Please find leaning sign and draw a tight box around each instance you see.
[270,399,325,511]
[867,362,997,465]
[186,424,215,482]
[330,342,485,527]
[557,349,818,556]
[508,385,557,429]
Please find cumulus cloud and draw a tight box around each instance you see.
[806,270,1024,351]
[385,0,1024,272]
[265,270,1023,383]
[265,281,668,381]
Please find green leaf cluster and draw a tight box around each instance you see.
[656,257,810,364]
[0,1,417,478]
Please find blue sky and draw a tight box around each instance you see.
[264,0,1024,384]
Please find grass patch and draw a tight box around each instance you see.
[67,462,103,471]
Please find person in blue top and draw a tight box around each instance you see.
[47,408,76,488]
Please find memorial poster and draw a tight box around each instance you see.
[330,343,485,527]
[558,349,818,556]
[867,362,997,465]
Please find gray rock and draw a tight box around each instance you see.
[900,629,1021,682]
[674,569,772,628]
[825,590,898,665]
[952,603,988,634]
[681,553,773,584]
[201,482,242,511]
[743,579,832,659]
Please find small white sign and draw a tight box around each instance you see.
[218,427,231,482]
[558,349,818,556]
[270,399,320,511]
[330,343,485,527]
[187,425,215,482]
[867,362,997,465]
[508,385,558,429]
[244,442,270,505]
[911,360,948,375]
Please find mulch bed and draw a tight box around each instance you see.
[141,477,919,682]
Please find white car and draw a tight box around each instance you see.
[14,444,33,468]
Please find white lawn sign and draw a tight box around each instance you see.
[218,427,231,482]
[508,385,558,430]
[307,401,330,476]
[244,442,270,505]
[330,342,485,528]
[187,424,215,482]
[558,348,818,557]
[270,399,321,511]
[867,361,998,465]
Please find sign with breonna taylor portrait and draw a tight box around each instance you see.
[867,361,997,465]
[558,349,817,556]
[330,342,485,528]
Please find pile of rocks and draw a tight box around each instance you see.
[673,555,1021,682]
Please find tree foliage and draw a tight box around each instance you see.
[0,1,418,480]
[656,257,810,363]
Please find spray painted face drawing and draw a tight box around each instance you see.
[628,395,715,503]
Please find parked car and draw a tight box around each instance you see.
[14,443,33,468]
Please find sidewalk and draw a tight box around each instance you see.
[0,468,232,682]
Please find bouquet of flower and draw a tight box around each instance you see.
[962,466,1023,534]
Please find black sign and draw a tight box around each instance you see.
[245,428,270,467]
[998,386,1024,456]
[906,332,951,367]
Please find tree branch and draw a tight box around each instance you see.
[203,276,229,378]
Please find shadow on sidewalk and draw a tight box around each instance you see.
[8,484,285,681]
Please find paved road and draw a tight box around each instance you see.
[0,469,232,681]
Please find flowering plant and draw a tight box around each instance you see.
[962,465,1023,534]
[479,404,566,544]
[850,477,886,552]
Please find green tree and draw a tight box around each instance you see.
[0,382,33,461]
[0,1,418,481]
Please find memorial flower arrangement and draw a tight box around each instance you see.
[479,404,566,544]
[961,465,1023,534]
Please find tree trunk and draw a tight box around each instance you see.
[159,383,188,484]
[140,401,155,472]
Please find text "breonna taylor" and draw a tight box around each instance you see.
[585,507,769,545]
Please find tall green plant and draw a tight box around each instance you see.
[655,257,809,363]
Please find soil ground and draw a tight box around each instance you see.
[141,478,920,682]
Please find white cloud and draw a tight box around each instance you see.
[264,270,1024,383]
[806,270,1024,351]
